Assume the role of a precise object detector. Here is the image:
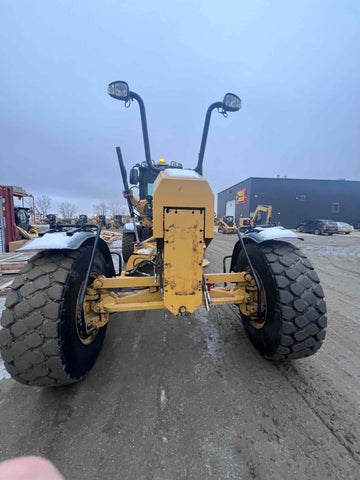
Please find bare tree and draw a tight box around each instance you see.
[58,202,77,222]
[36,195,53,219]
[109,202,127,218]
[93,202,108,216]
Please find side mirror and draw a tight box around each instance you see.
[222,93,241,112]
[129,167,139,185]
[108,81,130,101]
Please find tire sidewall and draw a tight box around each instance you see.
[236,243,282,357]
[122,232,136,263]
[59,246,108,380]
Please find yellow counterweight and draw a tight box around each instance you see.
[152,169,214,315]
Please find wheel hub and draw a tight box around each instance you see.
[240,269,267,329]
[76,274,101,345]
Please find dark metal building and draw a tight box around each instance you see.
[217,177,360,229]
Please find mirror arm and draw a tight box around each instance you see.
[129,91,160,173]
[194,101,223,176]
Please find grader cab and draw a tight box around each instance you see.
[0,82,327,387]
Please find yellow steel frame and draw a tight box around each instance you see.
[85,271,259,330]
[81,170,261,333]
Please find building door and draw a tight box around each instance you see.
[0,198,5,253]
[225,200,235,218]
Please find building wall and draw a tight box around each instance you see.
[217,178,252,221]
[218,178,360,228]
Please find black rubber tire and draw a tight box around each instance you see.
[314,228,321,235]
[345,231,350,234]
[0,245,109,386]
[122,232,136,263]
[234,240,327,360]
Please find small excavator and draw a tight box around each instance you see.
[239,204,274,232]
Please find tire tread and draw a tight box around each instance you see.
[262,241,327,360]
[237,240,327,360]
[0,247,106,386]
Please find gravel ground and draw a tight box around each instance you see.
[0,231,359,479]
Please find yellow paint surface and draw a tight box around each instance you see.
[163,208,204,315]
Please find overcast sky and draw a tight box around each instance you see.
[1,0,359,215]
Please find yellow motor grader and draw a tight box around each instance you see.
[0,82,327,387]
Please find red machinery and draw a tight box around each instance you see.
[0,186,36,252]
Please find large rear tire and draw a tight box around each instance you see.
[0,245,110,386]
[122,232,136,263]
[234,240,327,360]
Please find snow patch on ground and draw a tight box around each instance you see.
[201,323,224,363]
[0,364,10,381]
[317,246,360,257]
[160,387,167,410]
[132,335,141,354]
[203,434,244,479]
[0,297,11,380]
[0,297,5,316]
[194,307,224,363]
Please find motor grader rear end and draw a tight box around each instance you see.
[0,82,327,387]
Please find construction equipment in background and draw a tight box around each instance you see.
[113,215,124,228]
[15,225,33,240]
[97,214,110,229]
[14,207,30,232]
[45,214,58,228]
[0,81,327,387]
[218,215,237,234]
[78,214,88,224]
[0,185,37,252]
[12,186,36,225]
[239,204,274,232]
[104,216,124,229]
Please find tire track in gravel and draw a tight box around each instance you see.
[224,300,360,467]
[276,361,360,465]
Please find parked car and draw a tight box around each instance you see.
[335,222,354,234]
[296,219,338,235]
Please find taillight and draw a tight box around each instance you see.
[322,225,326,229]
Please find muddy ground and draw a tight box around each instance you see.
[0,231,359,479]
